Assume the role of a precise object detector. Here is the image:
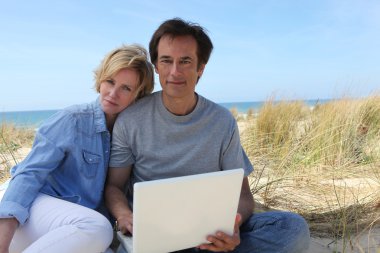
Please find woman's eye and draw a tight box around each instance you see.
[122,85,131,91]
[106,79,114,85]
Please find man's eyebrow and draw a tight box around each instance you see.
[180,56,193,61]
[159,55,171,59]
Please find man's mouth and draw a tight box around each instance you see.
[167,80,185,85]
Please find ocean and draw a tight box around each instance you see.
[1,110,58,127]
[1,99,328,127]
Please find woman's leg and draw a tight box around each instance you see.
[10,194,113,253]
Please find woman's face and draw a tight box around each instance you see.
[100,68,139,117]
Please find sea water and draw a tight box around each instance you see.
[0,110,57,127]
[1,99,329,127]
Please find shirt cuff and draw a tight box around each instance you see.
[0,201,29,225]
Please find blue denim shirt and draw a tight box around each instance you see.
[0,99,110,225]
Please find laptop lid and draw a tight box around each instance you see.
[129,168,244,253]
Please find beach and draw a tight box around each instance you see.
[1,135,379,252]
[1,97,380,252]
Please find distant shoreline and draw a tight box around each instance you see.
[1,99,332,127]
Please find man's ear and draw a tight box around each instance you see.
[197,63,206,78]
[154,64,159,74]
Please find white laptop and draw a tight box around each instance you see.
[117,168,244,253]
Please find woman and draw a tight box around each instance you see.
[0,44,154,253]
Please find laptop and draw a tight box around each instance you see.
[117,168,244,253]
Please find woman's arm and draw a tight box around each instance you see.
[0,111,73,225]
[0,218,19,253]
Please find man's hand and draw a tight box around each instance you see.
[117,212,133,235]
[198,213,242,252]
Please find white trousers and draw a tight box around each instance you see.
[9,194,114,253]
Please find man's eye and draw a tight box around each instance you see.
[106,79,114,85]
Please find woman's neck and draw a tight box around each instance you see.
[105,114,117,132]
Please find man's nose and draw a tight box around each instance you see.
[169,62,181,75]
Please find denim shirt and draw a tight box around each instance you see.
[0,99,110,225]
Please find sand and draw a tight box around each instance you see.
[1,138,379,252]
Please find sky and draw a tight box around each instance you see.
[0,0,379,111]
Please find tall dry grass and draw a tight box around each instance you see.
[1,97,379,250]
[0,123,34,182]
[240,95,380,250]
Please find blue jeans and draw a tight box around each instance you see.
[117,211,310,253]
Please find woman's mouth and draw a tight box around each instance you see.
[104,99,117,106]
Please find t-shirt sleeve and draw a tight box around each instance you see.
[221,121,253,177]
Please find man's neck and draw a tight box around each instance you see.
[162,93,198,116]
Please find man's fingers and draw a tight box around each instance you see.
[127,224,133,234]
[198,233,237,252]
[120,226,128,235]
[234,213,242,233]
[208,235,227,248]
[198,216,242,253]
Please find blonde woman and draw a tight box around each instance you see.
[0,45,154,253]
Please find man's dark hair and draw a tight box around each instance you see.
[149,18,213,69]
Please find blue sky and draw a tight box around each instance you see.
[1,0,379,111]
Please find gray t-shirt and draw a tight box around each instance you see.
[110,91,253,203]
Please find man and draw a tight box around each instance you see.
[105,18,310,253]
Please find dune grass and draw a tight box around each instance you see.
[239,95,380,251]
[1,96,379,251]
[0,123,34,182]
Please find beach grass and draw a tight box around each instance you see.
[0,123,34,182]
[239,95,380,251]
[1,96,379,251]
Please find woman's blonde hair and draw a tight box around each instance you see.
[94,44,154,99]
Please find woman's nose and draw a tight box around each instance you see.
[109,87,118,97]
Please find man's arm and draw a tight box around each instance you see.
[237,177,254,225]
[104,165,134,235]
[199,176,254,252]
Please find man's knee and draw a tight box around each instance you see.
[240,211,310,253]
[282,212,310,252]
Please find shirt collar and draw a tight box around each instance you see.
[93,97,108,133]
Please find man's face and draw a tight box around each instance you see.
[155,35,205,101]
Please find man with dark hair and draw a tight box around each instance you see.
[105,18,310,253]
